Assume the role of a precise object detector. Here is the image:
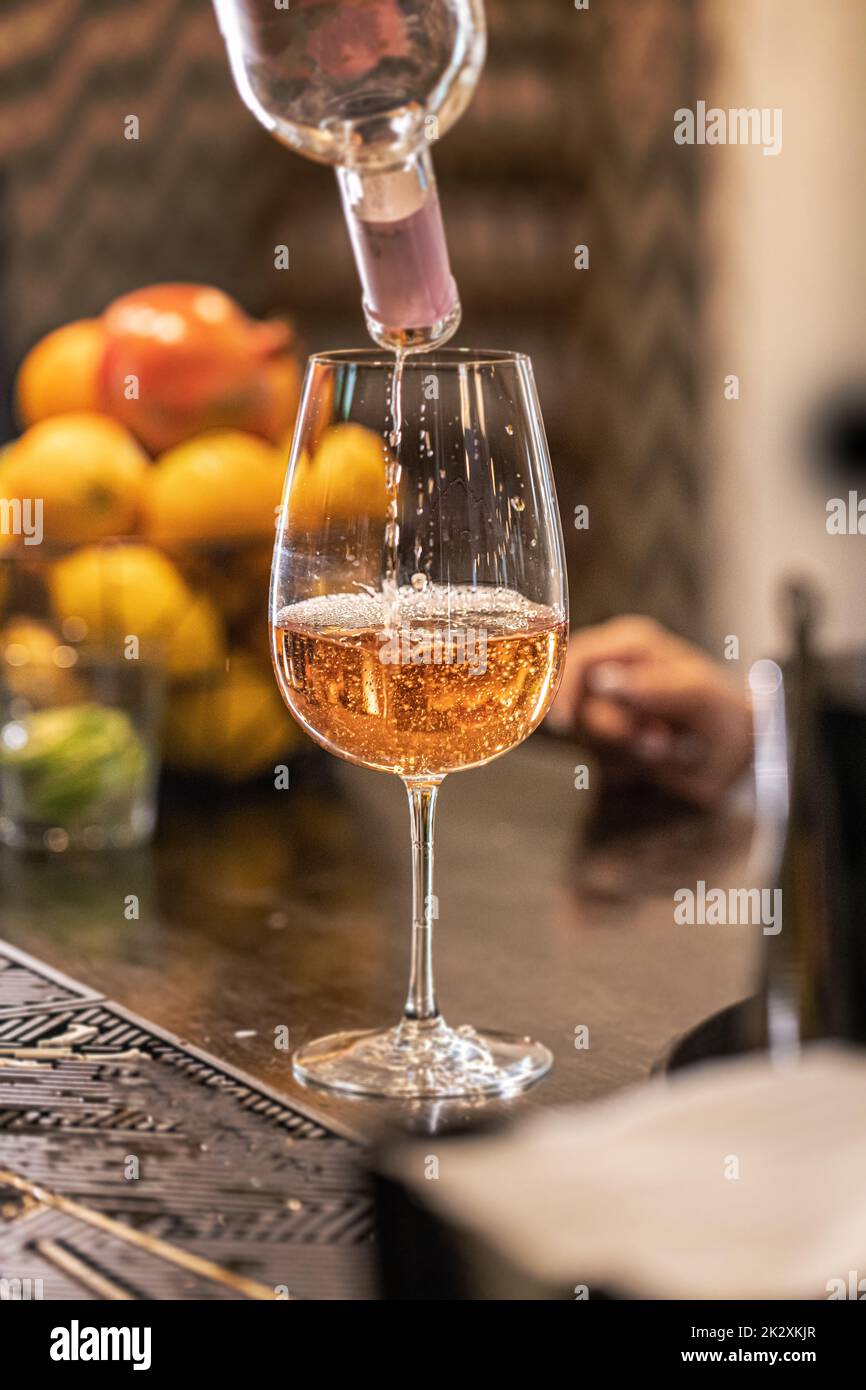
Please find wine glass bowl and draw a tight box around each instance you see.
[270,349,567,1098]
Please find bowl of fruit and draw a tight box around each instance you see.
[0,282,316,847]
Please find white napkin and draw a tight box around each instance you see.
[401,1045,866,1299]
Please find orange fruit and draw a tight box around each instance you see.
[15,320,107,427]
[0,413,148,546]
[144,430,282,546]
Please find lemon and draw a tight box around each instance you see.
[0,413,147,546]
[144,430,282,546]
[192,544,273,627]
[1,617,81,701]
[162,652,298,781]
[50,543,224,678]
[164,591,225,680]
[287,423,387,530]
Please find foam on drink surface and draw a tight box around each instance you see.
[275,584,562,637]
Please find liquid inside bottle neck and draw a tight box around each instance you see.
[337,148,461,352]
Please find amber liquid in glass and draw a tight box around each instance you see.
[272,585,567,778]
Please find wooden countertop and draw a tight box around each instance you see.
[0,733,756,1141]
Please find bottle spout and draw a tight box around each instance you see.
[336,149,461,352]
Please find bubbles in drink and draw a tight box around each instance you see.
[272,586,567,777]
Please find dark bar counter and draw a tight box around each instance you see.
[0,734,755,1139]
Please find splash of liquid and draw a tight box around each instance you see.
[382,348,405,631]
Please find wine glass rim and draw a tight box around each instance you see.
[308,347,531,369]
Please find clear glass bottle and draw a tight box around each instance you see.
[213,0,486,351]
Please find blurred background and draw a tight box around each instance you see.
[0,2,863,1307]
[0,0,864,828]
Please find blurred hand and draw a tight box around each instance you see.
[546,617,752,808]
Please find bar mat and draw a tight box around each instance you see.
[0,942,374,1300]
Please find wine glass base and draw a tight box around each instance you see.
[292,1016,552,1100]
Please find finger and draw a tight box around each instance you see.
[631,719,676,763]
[670,732,710,766]
[586,666,717,767]
[548,620,665,731]
[565,617,666,678]
[580,695,639,746]
[591,659,717,720]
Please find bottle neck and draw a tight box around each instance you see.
[336,147,461,353]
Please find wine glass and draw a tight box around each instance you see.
[270,348,568,1099]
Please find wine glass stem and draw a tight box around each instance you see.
[403,780,442,1023]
